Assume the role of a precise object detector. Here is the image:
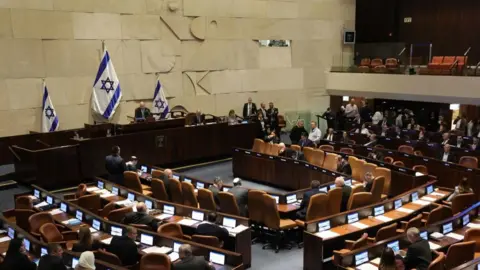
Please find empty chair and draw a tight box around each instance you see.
[424,205,447,226]
[428,56,444,69]
[445,241,476,269]
[248,190,267,227]
[15,196,33,210]
[368,223,397,243]
[168,178,184,205]
[15,209,35,232]
[323,153,339,171]
[94,250,122,266]
[398,145,414,154]
[253,138,265,153]
[349,156,365,181]
[384,156,394,164]
[334,233,368,255]
[29,212,58,238]
[370,176,385,202]
[192,235,221,248]
[99,202,116,218]
[123,171,152,196]
[39,223,77,248]
[370,58,383,68]
[464,228,480,258]
[295,193,329,227]
[310,149,325,167]
[151,178,169,201]
[78,194,101,214]
[351,185,364,195]
[327,188,342,215]
[181,181,198,207]
[65,184,87,201]
[290,145,301,152]
[440,56,456,69]
[412,165,428,175]
[375,167,392,197]
[139,253,171,270]
[107,206,133,223]
[269,144,281,156]
[197,189,217,211]
[385,58,398,70]
[398,214,422,233]
[303,147,315,163]
[157,223,191,240]
[347,192,372,211]
[218,192,241,216]
[393,161,405,167]
[319,145,334,152]
[459,156,478,169]
[360,58,371,67]
[451,193,476,214]
[339,148,354,154]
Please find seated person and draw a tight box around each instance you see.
[454,135,465,148]
[107,226,140,266]
[0,238,36,270]
[72,226,102,253]
[340,131,351,143]
[296,180,325,220]
[161,168,173,199]
[208,177,223,210]
[364,134,377,147]
[324,128,335,141]
[173,244,214,270]
[356,123,370,136]
[335,177,351,212]
[441,132,450,145]
[379,247,397,270]
[278,143,296,158]
[336,156,352,175]
[470,137,480,151]
[38,243,67,270]
[290,120,307,144]
[122,202,160,231]
[229,178,249,216]
[195,212,229,246]
[264,131,280,144]
[439,144,456,163]
[75,251,96,270]
[227,110,238,125]
[363,172,374,192]
[401,227,432,270]
[298,132,314,148]
[446,177,473,202]
[125,156,138,171]
[134,101,151,120]
[368,149,384,161]
[192,110,205,125]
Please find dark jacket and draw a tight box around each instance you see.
[438,152,456,163]
[364,181,373,193]
[122,212,159,231]
[290,126,308,145]
[125,162,137,172]
[161,174,171,199]
[341,185,352,212]
[105,154,126,185]
[278,148,296,159]
[404,239,432,270]
[107,236,139,266]
[243,103,257,118]
[208,185,221,210]
[324,133,335,141]
[229,186,249,216]
[173,256,214,270]
[296,189,326,220]
[38,254,67,270]
[195,222,229,244]
[71,240,102,253]
[134,107,151,120]
[298,138,314,149]
[337,162,352,175]
[0,253,36,270]
[267,108,279,126]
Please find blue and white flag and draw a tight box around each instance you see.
[91,46,122,120]
[41,81,59,132]
[152,78,170,119]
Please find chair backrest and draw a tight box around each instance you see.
[253,138,265,153]
[269,144,281,156]
[425,205,445,226]
[353,159,367,182]
[393,161,405,167]
[29,212,54,235]
[248,190,267,223]
[348,156,361,181]
[107,206,133,223]
[370,58,383,67]
[398,145,414,154]
[157,223,185,239]
[140,253,171,270]
[375,167,392,195]
[123,171,143,193]
[310,149,325,167]
[360,58,371,66]
[384,156,394,164]
[15,196,33,210]
[445,241,476,269]
[151,169,164,179]
[374,144,384,149]
[363,163,377,174]
[431,56,444,64]
[169,178,184,204]
[197,189,217,211]
[375,223,397,242]
[412,165,428,175]
[262,194,281,229]
[181,182,198,207]
[371,176,385,203]
[76,184,87,198]
[456,56,467,65]
[351,185,364,195]
[305,193,329,221]
[99,202,116,218]
[78,194,101,214]
[151,178,169,201]
[323,153,339,171]
[39,223,63,243]
[347,192,372,211]
[303,147,315,163]
[319,145,334,152]
[459,156,478,169]
[290,145,301,152]
[218,192,240,216]
[94,250,122,266]
[351,233,369,250]
[327,188,342,215]
[443,56,456,64]
[451,193,476,214]
[405,214,423,231]
[15,209,35,232]
[385,58,398,66]
[339,148,354,154]
[192,235,221,248]
[428,251,445,270]
[414,150,423,156]
[465,228,480,253]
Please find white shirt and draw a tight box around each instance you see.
[360,128,370,135]
[456,119,461,129]
[442,153,449,162]
[372,111,383,125]
[395,115,403,127]
[326,134,334,141]
[309,127,322,144]
[345,104,358,118]
[467,121,474,136]
[247,103,252,115]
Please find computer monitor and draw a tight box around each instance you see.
[192,211,204,221]
[394,199,402,209]
[184,178,192,183]
[426,185,434,194]
[442,222,453,234]
[141,166,148,173]
[97,181,104,189]
[173,242,182,253]
[270,195,279,204]
[463,215,470,226]
[387,241,400,253]
[223,217,237,228]
[111,226,123,236]
[41,247,48,256]
[7,227,14,239]
[111,186,119,196]
[318,220,331,232]
[92,219,101,231]
[23,239,30,252]
[373,205,385,216]
[72,258,79,268]
[76,210,83,221]
[127,193,135,202]
[329,184,337,190]
[411,192,419,202]
[172,175,180,180]
[209,252,226,265]
[145,199,153,210]
[319,187,328,193]
[46,196,53,205]
[355,251,368,266]
[420,231,428,240]
[347,213,359,224]
[345,179,352,186]
[34,189,40,199]
[163,205,175,215]
[286,194,297,204]
[222,187,230,192]
[140,234,154,246]
[196,182,205,189]
[60,202,67,212]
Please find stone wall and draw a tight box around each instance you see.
[0,0,355,136]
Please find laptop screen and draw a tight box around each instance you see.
[46,196,53,205]
[111,226,123,236]
[140,234,154,246]
[387,241,400,253]
[163,205,175,215]
[345,179,352,186]
[463,215,470,226]
[209,252,226,265]
[111,186,119,196]
[222,187,230,192]
[145,200,153,210]
[60,202,67,212]
[92,219,101,231]
[373,205,385,216]
[72,258,79,268]
[192,211,204,221]
[172,175,180,180]
[141,166,148,173]
[196,182,205,189]
[411,192,419,202]
[41,247,48,256]
[347,213,359,224]
[318,221,331,232]
[426,185,433,194]
[184,178,192,183]
[98,181,104,189]
[223,217,237,228]
[173,242,182,253]
[34,189,40,199]
[286,194,297,204]
[127,193,135,202]
[394,199,402,209]
[420,231,428,240]
[76,210,83,221]
[443,222,453,234]
[23,239,30,252]
[7,227,14,239]
[319,187,328,193]
[355,251,369,266]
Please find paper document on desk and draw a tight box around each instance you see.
[415,172,424,177]
[430,192,443,196]
[429,242,441,250]
[93,189,108,194]
[169,252,179,262]
[34,201,48,208]
[62,218,77,225]
[87,187,99,192]
[357,263,378,270]
[351,222,369,229]
[375,215,393,222]
[115,199,130,205]
[467,223,480,229]
[446,233,464,240]
[142,246,172,254]
[421,196,436,202]
[101,237,113,245]
[412,200,431,206]
[177,219,199,226]
[49,209,63,215]
[396,207,414,213]
[315,230,339,239]
[370,257,381,265]
[0,236,10,243]
[230,224,249,234]
[154,214,173,220]
[100,193,115,198]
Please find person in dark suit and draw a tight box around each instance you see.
[229,178,249,216]
[363,172,374,192]
[298,132,314,149]
[441,132,450,145]
[173,244,214,270]
[255,113,268,139]
[335,177,352,212]
[0,238,36,270]
[290,120,308,145]
[105,146,126,185]
[267,102,279,134]
[192,110,205,125]
[125,156,138,171]
[264,131,280,144]
[324,128,335,141]
[278,143,296,158]
[364,134,377,147]
[336,156,352,175]
[469,137,480,151]
[107,226,139,266]
[195,212,229,246]
[296,180,325,220]
[122,202,160,231]
[402,227,432,270]
[161,168,173,199]
[258,103,268,122]
[439,144,456,163]
[368,149,384,162]
[38,243,67,270]
[454,135,466,148]
[242,97,257,119]
[134,101,151,120]
[340,131,351,144]
[322,108,335,130]
[208,177,223,210]
[359,100,372,123]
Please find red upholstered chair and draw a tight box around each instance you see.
[428,56,444,69]
[459,156,478,169]
[360,58,371,67]
[370,58,383,68]
[440,56,456,69]
[398,145,414,154]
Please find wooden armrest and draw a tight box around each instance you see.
[396,229,405,234]
[442,200,452,205]
[64,193,76,200]
[62,231,78,241]
[400,221,408,230]
[345,240,355,250]
[422,212,430,216]
[184,235,192,241]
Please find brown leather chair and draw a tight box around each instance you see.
[169,178,184,205]
[253,138,265,153]
[151,169,164,179]
[192,235,221,248]
[334,233,368,256]
[262,194,297,253]
[76,184,87,198]
[295,193,328,227]
[151,178,169,201]
[459,156,478,169]
[29,212,61,238]
[375,167,392,197]
[339,148,354,154]
[99,202,116,218]
[427,251,445,270]
[181,182,198,207]
[94,250,122,266]
[347,192,372,211]
[278,114,286,132]
[464,228,480,258]
[39,223,77,249]
[363,163,377,175]
[15,196,33,210]
[398,214,422,233]
[303,147,315,163]
[248,190,266,226]
[323,153,339,171]
[290,145,301,152]
[424,205,447,226]
[269,144,281,156]
[15,209,35,232]
[107,206,133,223]
[445,241,476,269]
[383,156,394,164]
[413,165,428,175]
[360,58,371,67]
[393,161,405,167]
[350,157,366,182]
[157,223,191,240]
[370,176,385,202]
[327,188,342,215]
[139,253,171,270]
[78,194,101,214]
[197,189,216,211]
[368,223,397,243]
[218,192,240,216]
[414,150,423,156]
[398,145,414,154]
[319,145,334,152]
[310,149,325,167]
[123,171,152,196]
[451,193,476,214]
[351,185,365,195]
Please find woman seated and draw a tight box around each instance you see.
[446,177,473,202]
[0,238,36,270]
[227,109,239,125]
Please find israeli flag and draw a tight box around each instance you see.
[92,46,122,120]
[152,78,170,119]
[41,82,59,132]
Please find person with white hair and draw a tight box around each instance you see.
[75,251,95,270]
[228,178,249,216]
[335,176,352,212]
[174,244,214,270]
[278,142,295,158]
[402,227,432,270]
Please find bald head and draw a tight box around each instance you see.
[136,202,146,213]
[139,101,145,108]
[164,169,173,178]
[335,177,345,187]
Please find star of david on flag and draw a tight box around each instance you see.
[41,81,59,132]
[152,78,170,120]
[91,45,122,120]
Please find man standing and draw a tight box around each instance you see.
[107,226,140,266]
[242,97,257,118]
[229,178,249,216]
[38,243,67,270]
[122,202,160,231]
[258,103,268,123]
[359,100,372,123]
[267,102,279,134]
[125,156,138,171]
[296,180,325,220]
[290,120,307,145]
[134,101,151,120]
[105,146,126,185]
[173,244,214,270]
[345,99,358,120]
[322,108,335,130]
[308,121,322,145]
